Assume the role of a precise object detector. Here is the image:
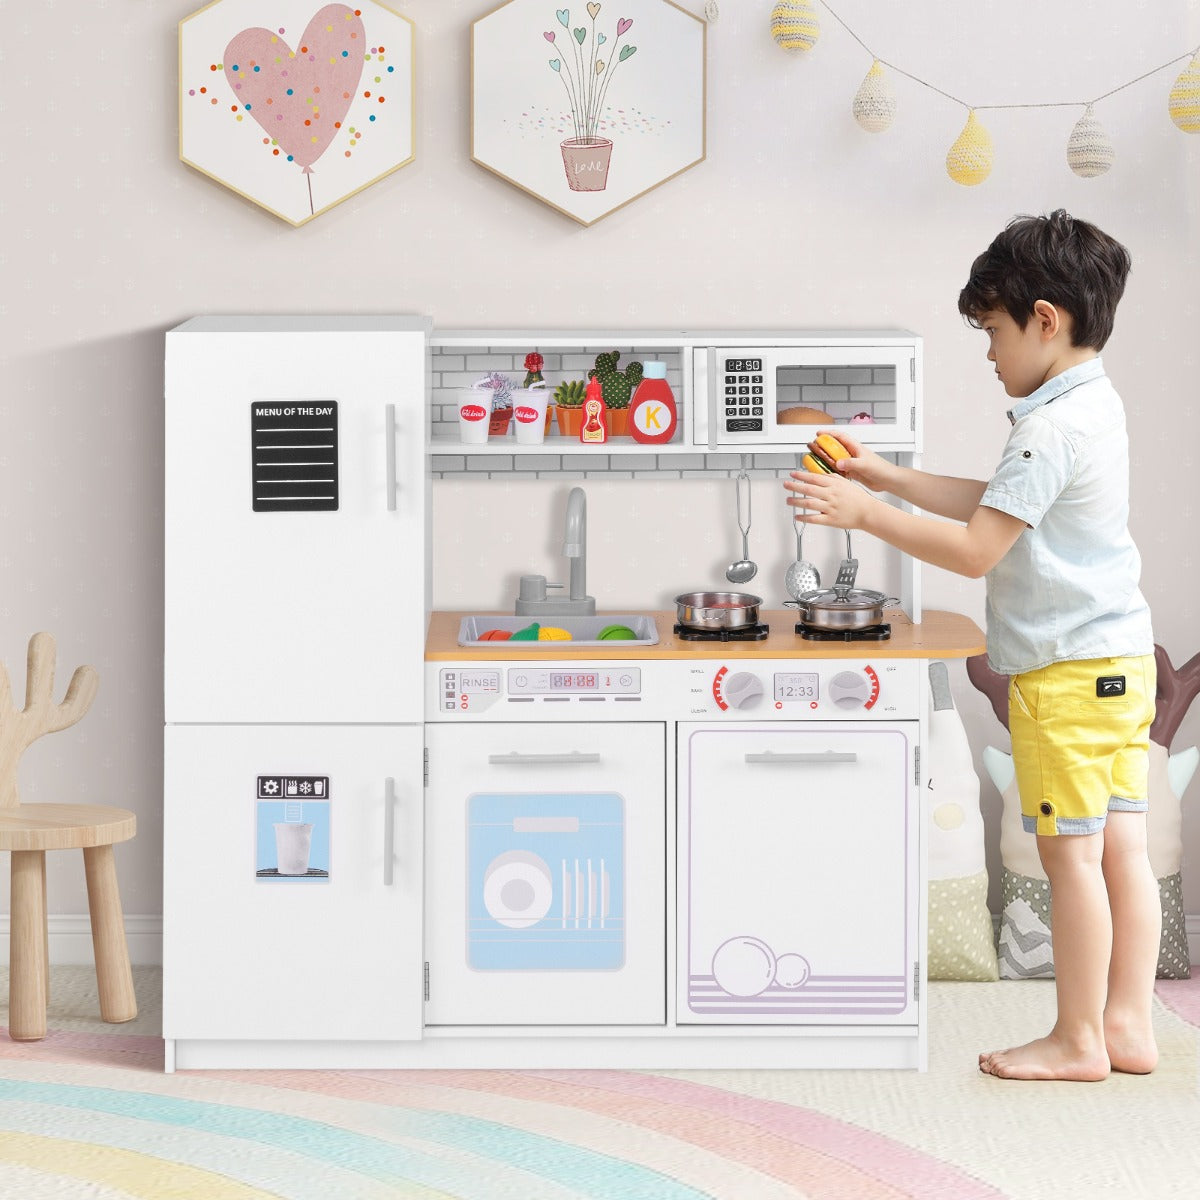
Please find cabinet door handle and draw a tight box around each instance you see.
[383,776,396,885]
[487,751,602,766]
[385,403,397,512]
[744,750,858,765]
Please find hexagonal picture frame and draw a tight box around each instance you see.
[472,1,706,226]
[180,0,415,225]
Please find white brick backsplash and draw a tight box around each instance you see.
[825,368,874,385]
[799,384,850,409]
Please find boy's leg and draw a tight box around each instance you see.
[1101,810,1160,1073]
[980,831,1111,1081]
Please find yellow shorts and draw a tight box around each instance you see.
[1009,655,1156,837]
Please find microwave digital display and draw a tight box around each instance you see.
[724,358,763,372]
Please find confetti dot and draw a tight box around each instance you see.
[363,90,371,98]
[377,95,385,103]
[345,150,352,157]
[369,114,375,121]
[287,88,293,95]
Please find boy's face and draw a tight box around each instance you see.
[978,307,1056,399]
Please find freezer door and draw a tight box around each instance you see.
[163,723,424,1042]
[165,318,429,723]
[678,722,917,1025]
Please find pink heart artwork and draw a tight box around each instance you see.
[224,3,365,173]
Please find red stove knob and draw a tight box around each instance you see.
[721,670,765,710]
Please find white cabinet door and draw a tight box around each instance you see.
[679,723,917,1025]
[163,723,424,1042]
[424,722,666,1026]
[165,317,429,723]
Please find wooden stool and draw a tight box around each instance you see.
[1,633,137,1041]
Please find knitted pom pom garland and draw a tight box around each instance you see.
[1066,105,1116,177]
[771,1,820,53]
[853,60,896,132]
[1168,51,1200,133]
[945,110,994,186]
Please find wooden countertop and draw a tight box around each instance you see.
[426,609,985,661]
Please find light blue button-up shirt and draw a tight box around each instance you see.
[978,357,1153,676]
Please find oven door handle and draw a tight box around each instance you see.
[487,751,601,766]
[744,750,858,765]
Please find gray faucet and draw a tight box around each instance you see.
[514,486,597,616]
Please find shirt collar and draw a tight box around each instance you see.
[1006,357,1105,425]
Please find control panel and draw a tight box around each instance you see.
[429,659,921,721]
[697,660,918,719]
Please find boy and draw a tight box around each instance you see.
[784,210,1157,1081]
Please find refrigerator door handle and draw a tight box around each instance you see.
[385,403,397,512]
[383,776,396,885]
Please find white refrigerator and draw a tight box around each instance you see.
[162,316,429,1069]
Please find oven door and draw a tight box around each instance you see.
[694,345,918,449]
[424,722,666,1026]
[678,722,918,1025]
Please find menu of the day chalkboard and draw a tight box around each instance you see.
[250,401,339,512]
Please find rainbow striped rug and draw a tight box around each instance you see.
[2,969,1199,1200]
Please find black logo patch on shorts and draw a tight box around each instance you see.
[1096,675,1126,697]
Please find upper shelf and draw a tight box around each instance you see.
[427,329,923,457]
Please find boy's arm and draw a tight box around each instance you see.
[785,469,1026,579]
[870,463,988,523]
[860,500,1025,579]
[823,432,986,522]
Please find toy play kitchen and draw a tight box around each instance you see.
[162,317,982,1072]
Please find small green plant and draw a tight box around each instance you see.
[588,350,642,410]
[553,379,588,407]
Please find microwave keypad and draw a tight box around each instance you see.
[723,369,764,431]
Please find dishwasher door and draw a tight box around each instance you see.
[425,721,666,1026]
[678,722,918,1025]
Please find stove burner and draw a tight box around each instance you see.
[673,622,771,642]
[796,622,892,641]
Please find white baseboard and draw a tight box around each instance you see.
[4,915,1199,971]
[0,915,161,966]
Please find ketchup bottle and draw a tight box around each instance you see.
[579,377,609,444]
[629,361,677,444]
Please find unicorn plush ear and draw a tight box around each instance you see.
[982,745,1015,793]
[1169,746,1199,798]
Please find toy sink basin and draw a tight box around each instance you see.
[457,615,659,648]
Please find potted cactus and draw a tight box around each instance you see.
[553,379,588,435]
[588,351,643,436]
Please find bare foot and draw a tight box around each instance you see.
[1104,1014,1158,1074]
[978,1033,1110,1081]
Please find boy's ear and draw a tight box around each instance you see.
[1032,299,1067,341]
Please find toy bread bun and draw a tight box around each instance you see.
[801,452,833,475]
[778,406,834,425]
[808,432,851,473]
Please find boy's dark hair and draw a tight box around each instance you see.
[957,209,1131,350]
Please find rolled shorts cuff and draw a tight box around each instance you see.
[1108,794,1149,813]
[1022,812,1107,836]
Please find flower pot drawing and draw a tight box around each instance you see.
[274,822,314,875]
[560,137,613,192]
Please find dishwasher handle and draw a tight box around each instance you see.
[744,750,858,765]
[487,751,602,766]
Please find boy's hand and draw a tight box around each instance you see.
[808,430,891,492]
[784,469,873,531]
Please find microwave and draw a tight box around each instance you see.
[690,338,921,450]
